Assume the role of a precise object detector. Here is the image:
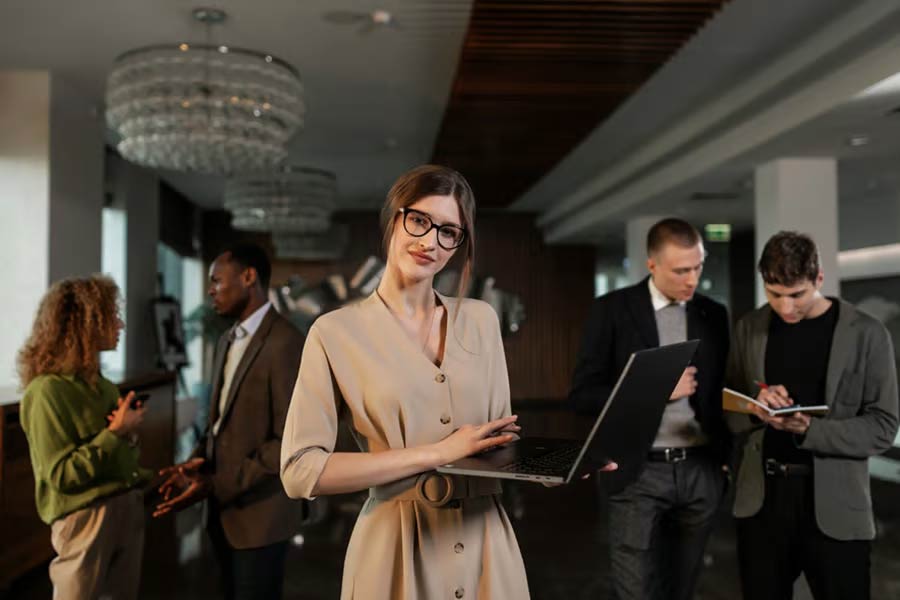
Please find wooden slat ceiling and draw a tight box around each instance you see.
[431,0,730,208]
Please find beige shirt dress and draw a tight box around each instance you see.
[280,291,530,600]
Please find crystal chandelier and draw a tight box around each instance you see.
[105,8,304,174]
[224,166,338,233]
[271,226,349,261]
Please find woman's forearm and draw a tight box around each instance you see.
[312,444,444,496]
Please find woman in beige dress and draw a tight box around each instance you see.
[281,164,531,599]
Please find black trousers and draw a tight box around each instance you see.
[207,503,290,600]
[607,455,726,600]
[736,474,870,600]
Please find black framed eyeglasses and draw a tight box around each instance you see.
[399,208,467,250]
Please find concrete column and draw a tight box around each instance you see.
[754,158,839,306]
[625,215,665,283]
[0,70,103,387]
[47,77,104,283]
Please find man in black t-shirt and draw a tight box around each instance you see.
[727,231,899,600]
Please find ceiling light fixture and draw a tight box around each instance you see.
[225,166,338,233]
[105,7,305,174]
[272,226,350,261]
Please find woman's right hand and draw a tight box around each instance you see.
[106,392,146,437]
[431,415,520,466]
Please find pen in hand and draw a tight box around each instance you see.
[754,380,793,408]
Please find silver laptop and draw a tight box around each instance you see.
[436,340,700,484]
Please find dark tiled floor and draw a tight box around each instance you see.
[7,404,900,600]
[8,477,900,599]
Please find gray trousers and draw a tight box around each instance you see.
[608,456,725,600]
[49,489,144,600]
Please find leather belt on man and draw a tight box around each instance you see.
[646,446,708,463]
[764,458,812,477]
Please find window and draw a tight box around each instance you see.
[101,207,127,378]
[157,243,204,398]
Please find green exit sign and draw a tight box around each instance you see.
[704,223,731,242]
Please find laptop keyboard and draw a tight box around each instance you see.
[500,443,582,476]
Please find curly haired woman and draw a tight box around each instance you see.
[18,275,151,600]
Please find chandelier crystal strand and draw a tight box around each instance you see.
[271,226,350,261]
[105,43,304,174]
[225,167,338,233]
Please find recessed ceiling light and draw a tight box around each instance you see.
[372,10,393,25]
[322,8,396,30]
[847,134,870,147]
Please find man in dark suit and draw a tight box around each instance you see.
[154,243,305,600]
[570,218,730,600]
[727,231,898,599]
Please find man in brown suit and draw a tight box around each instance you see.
[154,243,305,599]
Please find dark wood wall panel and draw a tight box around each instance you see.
[159,182,199,258]
[203,211,596,402]
[475,213,595,402]
[432,0,729,207]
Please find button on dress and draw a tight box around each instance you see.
[281,292,530,599]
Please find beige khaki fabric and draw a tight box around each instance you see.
[282,292,530,599]
[49,489,144,600]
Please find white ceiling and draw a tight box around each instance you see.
[512,0,855,213]
[4,0,899,237]
[515,0,900,246]
[628,83,900,234]
[0,0,473,209]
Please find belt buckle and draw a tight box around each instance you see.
[764,459,784,477]
[665,448,687,463]
[415,472,456,508]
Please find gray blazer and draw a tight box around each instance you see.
[726,299,898,541]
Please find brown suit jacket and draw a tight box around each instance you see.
[197,307,306,549]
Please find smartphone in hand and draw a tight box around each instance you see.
[130,393,151,409]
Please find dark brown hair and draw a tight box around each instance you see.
[380,164,476,298]
[18,275,121,389]
[646,218,702,256]
[758,231,820,286]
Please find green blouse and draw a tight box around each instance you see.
[20,374,152,524]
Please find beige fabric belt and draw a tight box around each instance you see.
[370,471,501,508]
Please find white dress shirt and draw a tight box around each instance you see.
[648,277,685,311]
[212,302,271,436]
